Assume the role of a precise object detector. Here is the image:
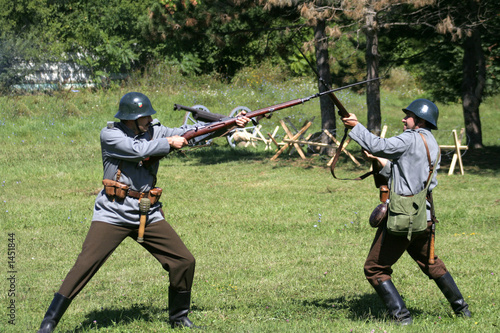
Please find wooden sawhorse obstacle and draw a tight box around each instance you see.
[323,125,390,168]
[270,118,314,160]
[269,117,360,168]
[439,128,468,175]
[323,129,361,167]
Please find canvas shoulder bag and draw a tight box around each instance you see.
[386,133,440,240]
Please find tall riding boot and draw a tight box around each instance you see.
[168,287,199,328]
[37,293,72,333]
[435,272,471,317]
[373,279,413,325]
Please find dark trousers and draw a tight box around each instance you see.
[58,220,195,300]
[364,221,448,286]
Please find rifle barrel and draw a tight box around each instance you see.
[180,78,379,141]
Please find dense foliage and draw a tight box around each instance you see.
[0,0,499,103]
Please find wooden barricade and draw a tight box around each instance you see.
[324,130,361,167]
[269,117,359,168]
[270,118,313,160]
[439,128,468,175]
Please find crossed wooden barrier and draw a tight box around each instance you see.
[267,119,466,176]
[439,128,467,175]
[269,117,360,167]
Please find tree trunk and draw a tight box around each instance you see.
[314,19,336,155]
[364,8,381,135]
[461,28,485,149]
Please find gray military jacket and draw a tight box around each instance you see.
[349,124,440,218]
[92,120,197,226]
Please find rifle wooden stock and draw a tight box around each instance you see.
[325,90,349,118]
[372,160,389,189]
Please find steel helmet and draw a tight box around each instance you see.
[402,98,438,129]
[115,92,156,120]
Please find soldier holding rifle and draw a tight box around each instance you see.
[37,92,250,332]
[341,99,471,325]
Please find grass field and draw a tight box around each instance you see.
[1,78,499,332]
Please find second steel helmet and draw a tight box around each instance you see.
[402,98,439,130]
[115,92,156,120]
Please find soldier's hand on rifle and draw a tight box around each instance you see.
[362,149,377,161]
[341,113,359,129]
[167,135,188,149]
[362,150,388,168]
[235,111,251,128]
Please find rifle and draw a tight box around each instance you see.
[291,41,384,185]
[326,84,386,186]
[327,83,389,201]
[179,79,376,142]
[142,80,375,168]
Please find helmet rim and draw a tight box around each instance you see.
[115,92,156,120]
[402,98,438,130]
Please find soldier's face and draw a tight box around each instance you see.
[402,111,417,130]
[136,116,153,133]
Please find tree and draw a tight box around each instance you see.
[338,0,437,135]
[399,0,500,149]
[431,0,498,149]
[265,0,345,154]
[264,0,439,139]
[0,0,151,90]
[146,0,300,77]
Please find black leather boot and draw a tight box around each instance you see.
[168,287,200,329]
[37,293,72,333]
[373,279,413,325]
[435,272,471,317]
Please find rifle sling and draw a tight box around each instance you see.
[329,128,374,181]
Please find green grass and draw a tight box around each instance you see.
[1,80,499,332]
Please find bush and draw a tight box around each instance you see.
[231,61,291,89]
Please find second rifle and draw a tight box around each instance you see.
[142,79,375,168]
[179,79,378,142]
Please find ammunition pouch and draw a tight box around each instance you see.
[148,187,163,205]
[102,179,162,204]
[102,179,129,200]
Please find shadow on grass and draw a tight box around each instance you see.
[176,144,270,165]
[176,142,361,170]
[70,303,165,332]
[441,145,500,174]
[301,293,423,321]
[179,143,500,176]
[69,303,206,332]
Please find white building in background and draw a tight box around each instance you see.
[12,60,94,91]
[13,58,126,91]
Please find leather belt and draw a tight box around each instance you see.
[127,189,149,199]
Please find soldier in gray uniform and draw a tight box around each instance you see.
[341,99,471,324]
[37,92,250,332]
